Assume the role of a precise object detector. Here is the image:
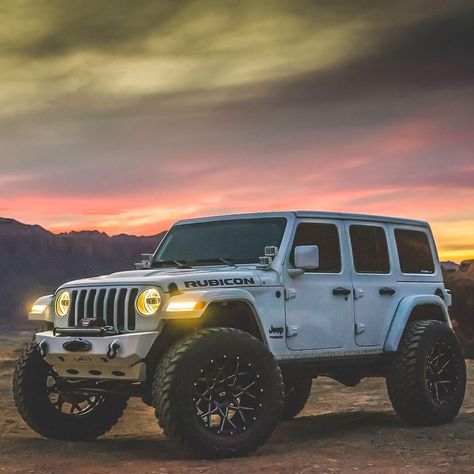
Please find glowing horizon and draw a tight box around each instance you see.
[6,209,473,264]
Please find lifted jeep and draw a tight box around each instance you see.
[14,212,466,458]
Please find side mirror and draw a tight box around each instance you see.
[294,245,320,270]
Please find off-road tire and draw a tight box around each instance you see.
[13,342,128,441]
[281,376,312,420]
[386,320,466,426]
[153,328,284,458]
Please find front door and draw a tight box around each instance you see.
[284,220,354,350]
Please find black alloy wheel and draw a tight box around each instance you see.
[13,342,128,440]
[153,328,284,458]
[281,375,312,420]
[386,320,466,426]
[425,339,459,406]
[193,355,263,435]
[46,368,104,416]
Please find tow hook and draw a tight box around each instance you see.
[38,340,48,357]
[106,340,120,360]
[62,339,92,352]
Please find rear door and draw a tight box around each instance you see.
[345,221,399,347]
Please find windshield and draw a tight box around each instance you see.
[152,218,287,266]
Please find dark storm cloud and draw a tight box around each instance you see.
[3,1,388,56]
[2,0,472,116]
[4,1,182,57]
[251,4,474,108]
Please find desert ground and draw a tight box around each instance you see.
[0,332,473,474]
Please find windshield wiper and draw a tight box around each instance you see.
[218,257,237,267]
[152,259,193,269]
[191,258,237,267]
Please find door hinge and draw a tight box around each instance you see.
[355,323,366,335]
[284,288,296,300]
[286,325,299,337]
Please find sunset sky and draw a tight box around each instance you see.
[1,1,473,261]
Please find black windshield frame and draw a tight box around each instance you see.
[152,218,287,266]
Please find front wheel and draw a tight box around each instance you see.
[153,328,284,458]
[13,342,128,440]
[386,320,466,426]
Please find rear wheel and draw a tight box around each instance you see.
[153,328,284,458]
[281,375,312,420]
[386,320,466,426]
[13,342,128,440]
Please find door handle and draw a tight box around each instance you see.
[379,287,396,296]
[332,287,351,296]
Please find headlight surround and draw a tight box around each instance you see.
[136,288,161,316]
[55,291,70,317]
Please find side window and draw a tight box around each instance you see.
[290,223,341,273]
[350,225,390,274]
[395,229,435,274]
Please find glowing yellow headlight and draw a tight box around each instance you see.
[136,288,161,316]
[55,291,70,317]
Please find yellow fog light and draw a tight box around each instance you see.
[55,291,70,317]
[136,288,161,316]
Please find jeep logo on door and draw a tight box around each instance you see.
[269,325,284,339]
[184,277,255,288]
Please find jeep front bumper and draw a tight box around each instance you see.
[35,331,158,382]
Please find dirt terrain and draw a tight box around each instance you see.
[0,332,473,473]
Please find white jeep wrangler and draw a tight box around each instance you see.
[14,212,466,458]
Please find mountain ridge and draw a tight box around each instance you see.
[0,217,165,327]
[0,217,159,239]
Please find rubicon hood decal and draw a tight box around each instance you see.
[184,277,256,288]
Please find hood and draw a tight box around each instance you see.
[58,266,281,292]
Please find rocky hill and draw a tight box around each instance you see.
[444,259,474,358]
[0,218,164,328]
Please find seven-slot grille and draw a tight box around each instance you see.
[67,287,139,332]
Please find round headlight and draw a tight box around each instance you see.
[136,288,161,316]
[55,291,70,317]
